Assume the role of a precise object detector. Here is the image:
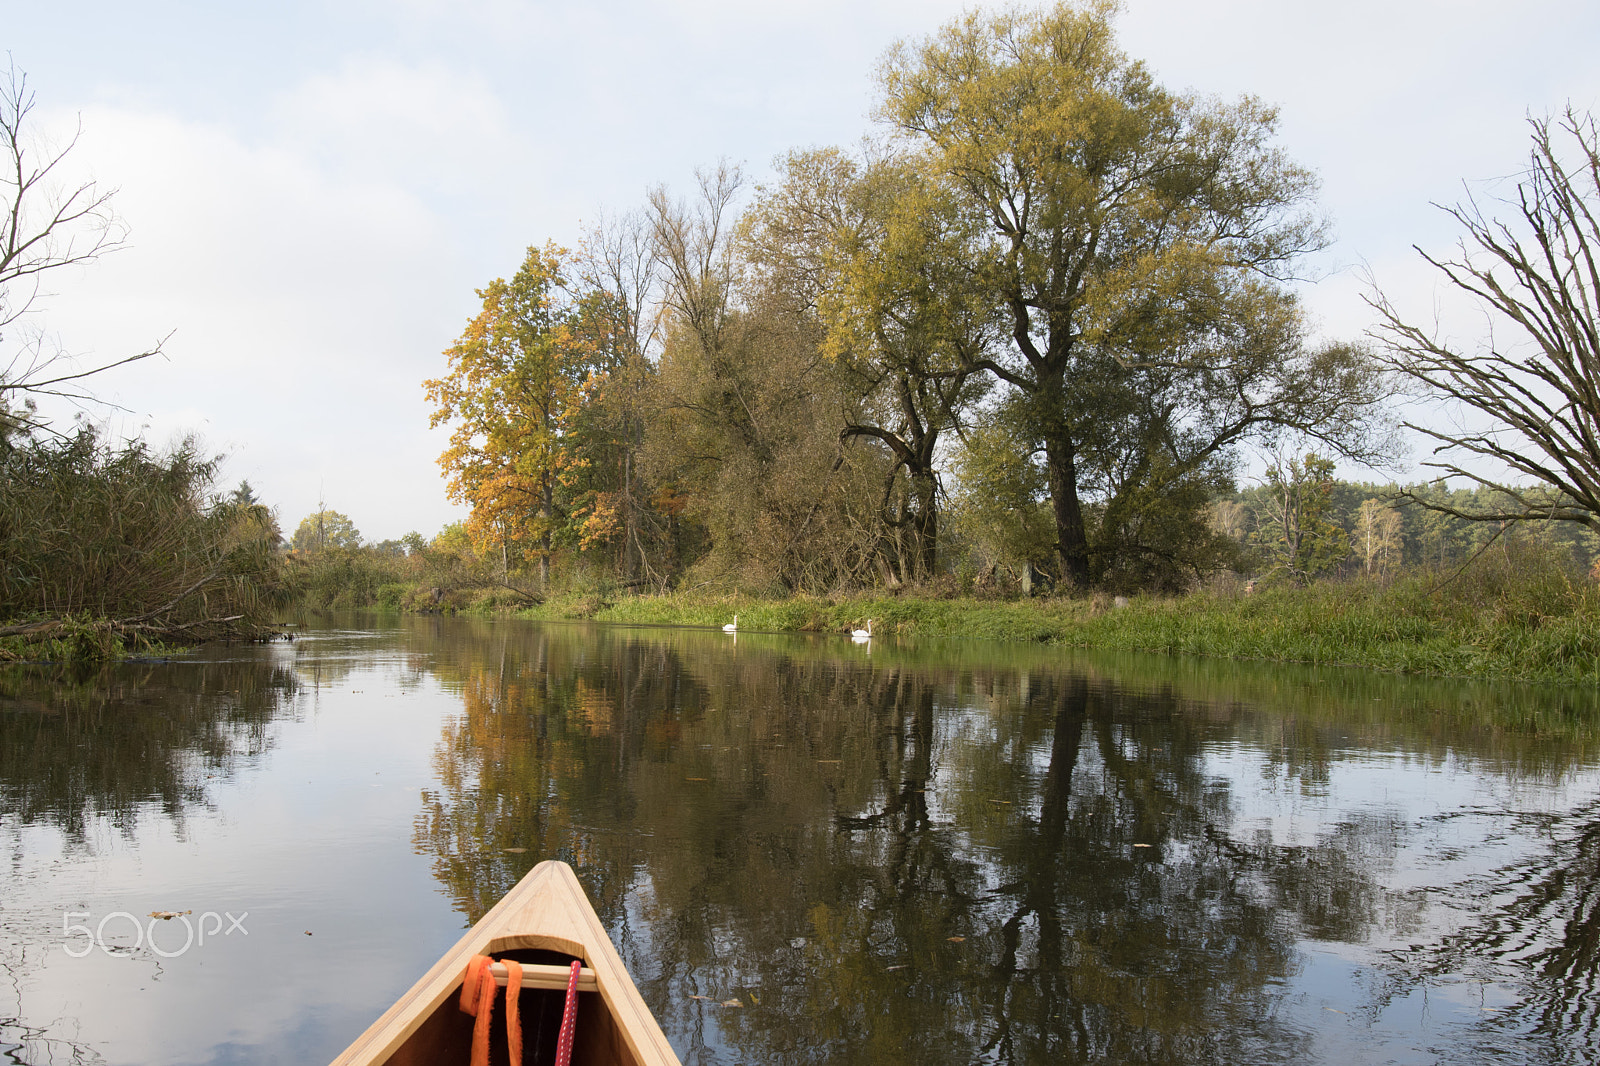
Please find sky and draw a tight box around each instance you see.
[6,0,1599,542]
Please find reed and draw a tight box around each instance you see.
[0,428,288,660]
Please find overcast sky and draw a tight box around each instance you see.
[7,0,1599,541]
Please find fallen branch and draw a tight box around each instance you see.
[0,612,273,656]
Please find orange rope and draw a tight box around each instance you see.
[459,953,578,1066]
[458,955,497,1066]
[503,960,523,1065]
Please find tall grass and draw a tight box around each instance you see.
[509,537,1600,683]
[0,427,287,659]
[1091,537,1600,679]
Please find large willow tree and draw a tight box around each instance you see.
[878,1,1390,588]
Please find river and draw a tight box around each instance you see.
[2,614,1597,1065]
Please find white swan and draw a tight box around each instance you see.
[850,619,873,641]
[723,614,738,632]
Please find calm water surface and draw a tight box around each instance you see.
[2,615,1598,1065]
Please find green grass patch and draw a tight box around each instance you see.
[510,563,1600,685]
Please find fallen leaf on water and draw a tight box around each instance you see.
[1133,843,1153,848]
[502,847,528,854]
[947,936,965,943]
[749,993,759,1005]
[721,999,742,1008]
[148,910,191,920]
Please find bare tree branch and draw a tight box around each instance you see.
[1370,107,1600,532]
[0,57,161,434]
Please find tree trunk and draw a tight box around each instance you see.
[911,469,938,579]
[1043,429,1091,588]
[1038,675,1088,843]
[622,452,638,582]
[539,475,554,589]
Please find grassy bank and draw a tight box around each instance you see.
[508,552,1600,685]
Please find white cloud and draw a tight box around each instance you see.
[268,57,530,197]
[28,94,480,538]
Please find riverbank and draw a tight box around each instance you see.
[511,568,1600,685]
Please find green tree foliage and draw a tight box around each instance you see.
[742,149,995,581]
[1251,453,1347,584]
[642,165,892,591]
[875,1,1390,588]
[404,3,1412,599]
[290,508,361,553]
[945,403,1055,582]
[430,521,475,559]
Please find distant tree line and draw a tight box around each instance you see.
[1211,459,1600,588]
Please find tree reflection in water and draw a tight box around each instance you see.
[0,656,300,1065]
[1364,798,1600,1061]
[0,658,299,840]
[410,624,1600,1065]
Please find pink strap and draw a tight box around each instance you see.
[553,959,582,1066]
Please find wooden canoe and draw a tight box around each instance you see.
[329,860,681,1066]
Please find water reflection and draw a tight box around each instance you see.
[410,623,1600,1065]
[1384,795,1600,1052]
[0,657,303,1065]
[1,618,1598,1064]
[0,658,299,839]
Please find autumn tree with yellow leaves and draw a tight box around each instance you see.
[426,244,605,587]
